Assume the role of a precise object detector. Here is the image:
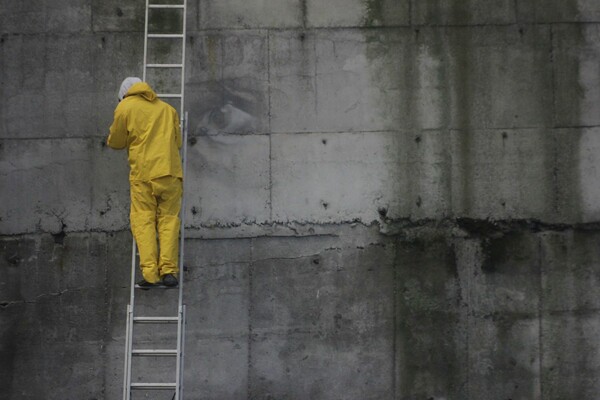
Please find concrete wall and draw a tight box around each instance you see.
[2,0,600,399]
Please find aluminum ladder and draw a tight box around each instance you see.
[123,0,188,399]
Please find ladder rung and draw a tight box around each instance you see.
[146,64,183,68]
[148,34,184,38]
[132,349,177,356]
[158,94,183,98]
[149,4,185,9]
[131,382,176,390]
[134,316,179,324]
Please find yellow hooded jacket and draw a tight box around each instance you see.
[107,82,183,182]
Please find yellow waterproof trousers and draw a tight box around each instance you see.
[130,176,182,284]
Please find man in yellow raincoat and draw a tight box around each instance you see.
[107,77,183,288]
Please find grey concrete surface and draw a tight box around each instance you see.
[2,0,600,399]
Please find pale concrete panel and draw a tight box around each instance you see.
[272,131,452,224]
[270,29,454,133]
[250,244,395,399]
[306,0,409,27]
[395,238,468,399]
[0,0,92,34]
[92,0,145,32]
[464,234,542,398]
[9,342,105,400]
[250,333,392,399]
[468,317,541,399]
[185,134,270,227]
[576,128,600,222]
[412,0,515,25]
[269,30,318,133]
[541,231,600,312]
[187,31,269,134]
[2,35,49,138]
[447,26,553,130]
[199,0,302,29]
[222,31,269,133]
[185,338,249,399]
[553,24,600,127]
[542,314,600,400]
[0,139,130,235]
[470,232,541,315]
[1,33,112,138]
[450,129,555,220]
[314,30,411,132]
[94,33,145,137]
[185,261,250,338]
[518,0,600,23]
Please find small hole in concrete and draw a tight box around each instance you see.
[377,207,387,218]
[115,7,123,17]
[415,135,421,144]
[502,131,508,139]
[52,223,67,245]
[312,258,320,265]
[299,33,306,41]
[321,202,329,209]
[52,231,66,245]
[322,139,327,145]
[416,196,422,208]
[7,255,20,265]
[191,206,198,215]
[189,137,197,146]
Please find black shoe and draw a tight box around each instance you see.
[135,279,160,290]
[162,274,178,287]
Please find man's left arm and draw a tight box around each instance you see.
[107,107,128,149]
[174,112,182,149]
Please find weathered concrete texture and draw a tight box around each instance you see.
[5,225,600,399]
[450,129,556,221]
[199,0,302,29]
[185,134,271,226]
[187,31,269,135]
[0,233,109,400]
[517,0,600,23]
[4,0,600,399]
[412,0,516,25]
[270,26,552,134]
[1,32,143,139]
[553,23,600,128]
[0,139,130,235]
[306,0,409,28]
[395,238,468,399]
[0,0,92,34]
[271,131,450,223]
[540,231,600,399]
[446,25,553,130]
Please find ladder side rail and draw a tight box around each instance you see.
[129,241,137,308]
[180,0,187,116]
[123,304,134,400]
[178,111,188,306]
[176,305,187,400]
[143,0,150,82]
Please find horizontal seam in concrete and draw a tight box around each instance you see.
[5,20,600,38]
[5,124,600,142]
